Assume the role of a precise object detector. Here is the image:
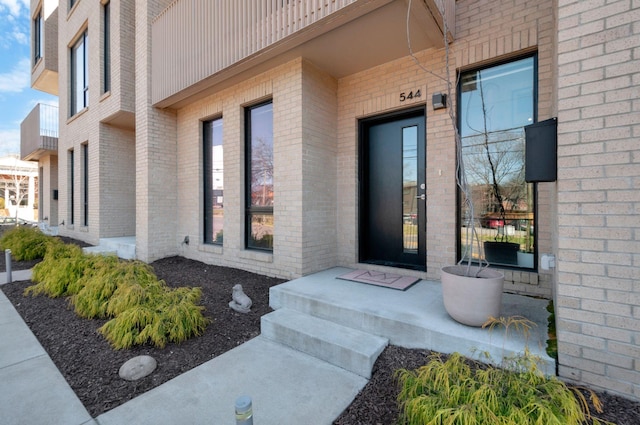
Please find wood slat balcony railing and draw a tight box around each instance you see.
[152,0,453,107]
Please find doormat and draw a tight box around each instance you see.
[337,270,420,291]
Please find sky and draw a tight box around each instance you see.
[0,0,58,157]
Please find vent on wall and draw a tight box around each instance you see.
[525,117,557,182]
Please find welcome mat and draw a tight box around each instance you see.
[336,270,420,291]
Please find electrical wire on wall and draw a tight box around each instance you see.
[405,0,488,275]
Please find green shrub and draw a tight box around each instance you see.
[99,285,209,349]
[0,226,53,260]
[68,255,124,318]
[25,238,210,349]
[103,262,164,317]
[160,287,208,343]
[395,351,613,425]
[26,241,91,297]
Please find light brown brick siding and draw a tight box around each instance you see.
[556,0,640,400]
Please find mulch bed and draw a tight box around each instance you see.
[2,254,284,417]
[1,235,640,423]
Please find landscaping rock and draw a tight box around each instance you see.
[118,355,157,381]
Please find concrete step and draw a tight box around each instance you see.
[269,281,425,349]
[83,237,135,260]
[268,269,557,375]
[261,308,388,379]
[83,246,117,257]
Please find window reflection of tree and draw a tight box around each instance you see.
[251,136,273,207]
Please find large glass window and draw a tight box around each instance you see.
[70,30,88,116]
[103,1,110,94]
[245,101,274,251]
[458,56,536,269]
[203,117,224,244]
[34,9,43,62]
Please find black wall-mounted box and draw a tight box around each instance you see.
[525,117,557,182]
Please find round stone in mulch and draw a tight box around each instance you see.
[118,355,157,381]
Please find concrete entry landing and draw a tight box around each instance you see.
[268,267,555,375]
[83,236,136,260]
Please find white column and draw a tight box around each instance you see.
[28,175,35,208]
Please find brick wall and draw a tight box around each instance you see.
[98,124,135,237]
[173,58,338,279]
[161,0,557,289]
[335,0,555,295]
[556,0,640,400]
[135,0,178,262]
[300,61,339,275]
[55,0,137,246]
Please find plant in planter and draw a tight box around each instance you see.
[429,1,506,327]
[431,0,536,326]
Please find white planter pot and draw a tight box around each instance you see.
[441,265,505,327]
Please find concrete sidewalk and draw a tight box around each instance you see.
[0,270,367,425]
[0,287,94,425]
[96,337,366,424]
[0,269,32,285]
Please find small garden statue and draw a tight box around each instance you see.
[229,284,252,313]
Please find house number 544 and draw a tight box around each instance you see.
[399,90,422,102]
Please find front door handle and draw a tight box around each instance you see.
[416,194,426,200]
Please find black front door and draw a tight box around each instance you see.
[360,108,426,270]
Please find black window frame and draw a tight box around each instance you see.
[82,143,88,227]
[33,8,43,63]
[203,116,224,245]
[102,1,110,94]
[69,149,75,225]
[456,53,539,270]
[244,100,274,252]
[70,30,88,116]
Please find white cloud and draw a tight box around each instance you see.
[0,57,30,93]
[0,0,29,47]
[0,128,20,156]
[0,0,26,17]
[12,23,28,44]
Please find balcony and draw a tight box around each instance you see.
[152,0,455,108]
[31,0,59,95]
[21,103,59,161]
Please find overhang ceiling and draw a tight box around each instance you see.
[156,0,446,109]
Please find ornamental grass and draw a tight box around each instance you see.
[0,226,53,261]
[395,318,613,425]
[23,238,209,349]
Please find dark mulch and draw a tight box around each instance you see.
[2,235,640,423]
[335,346,640,425]
[2,255,284,417]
